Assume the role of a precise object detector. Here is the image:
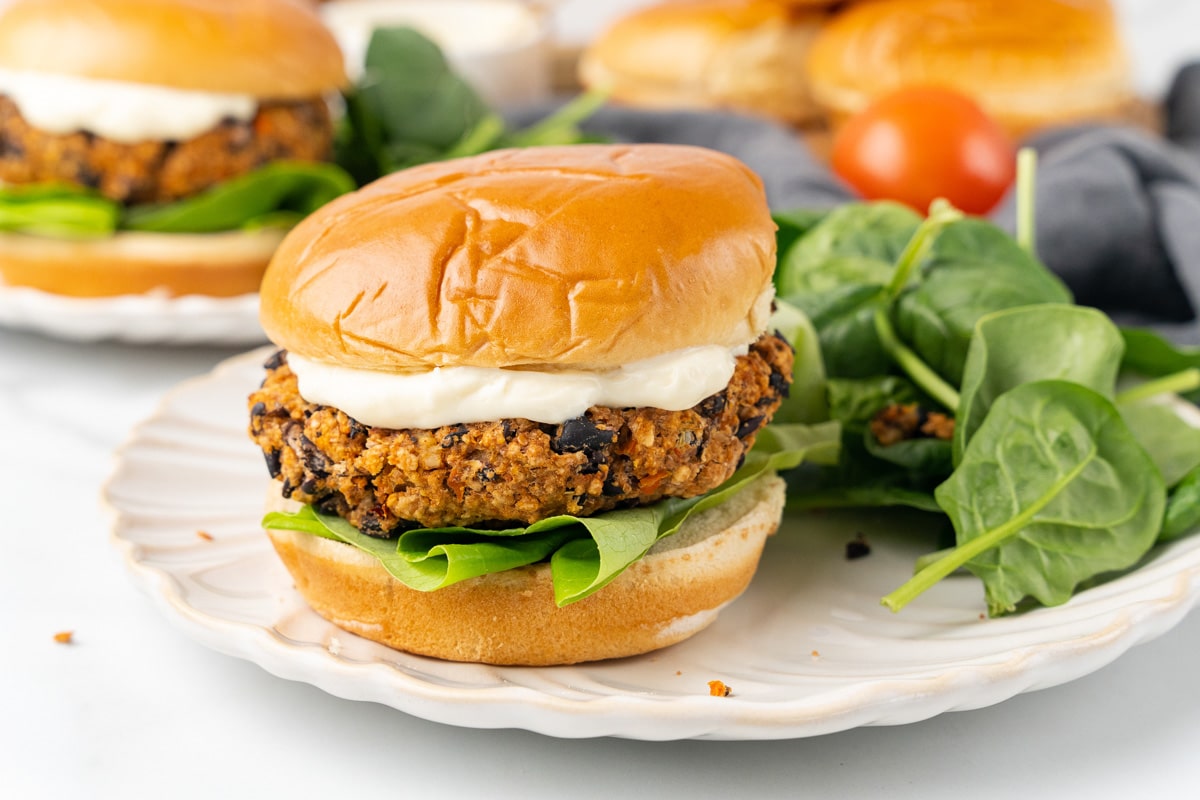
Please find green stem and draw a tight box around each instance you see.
[881,447,1095,612]
[507,88,610,146]
[1016,148,1037,255]
[443,112,507,159]
[883,200,963,299]
[873,308,961,411]
[1115,368,1200,406]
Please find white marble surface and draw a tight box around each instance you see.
[3,324,1200,797]
[4,3,1200,796]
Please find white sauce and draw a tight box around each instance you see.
[0,68,257,143]
[288,345,747,430]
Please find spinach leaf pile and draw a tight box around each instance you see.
[773,156,1200,615]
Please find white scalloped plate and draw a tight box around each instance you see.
[105,349,1200,740]
[0,285,266,345]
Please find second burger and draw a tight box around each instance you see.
[0,0,351,298]
[250,143,815,665]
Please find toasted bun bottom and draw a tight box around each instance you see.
[265,475,786,665]
[0,228,286,297]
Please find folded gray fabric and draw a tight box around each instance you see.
[512,70,1200,341]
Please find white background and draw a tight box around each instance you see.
[4,3,1200,798]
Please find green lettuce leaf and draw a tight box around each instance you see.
[263,421,840,606]
[0,183,119,238]
[122,161,355,233]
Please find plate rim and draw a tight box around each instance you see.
[103,348,1200,740]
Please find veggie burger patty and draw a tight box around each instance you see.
[0,95,333,204]
[248,332,795,534]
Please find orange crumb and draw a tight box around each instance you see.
[53,631,74,644]
[811,649,820,658]
[676,671,682,676]
[979,613,986,621]
[707,680,732,697]
[197,531,214,541]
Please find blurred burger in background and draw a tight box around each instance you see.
[0,0,351,298]
[807,0,1136,140]
[579,0,845,126]
[580,0,1137,144]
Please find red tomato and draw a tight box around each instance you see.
[831,86,1016,216]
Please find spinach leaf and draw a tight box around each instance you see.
[1120,327,1200,403]
[335,27,605,184]
[357,27,490,161]
[773,208,829,264]
[1120,326,1200,375]
[122,162,355,233]
[955,304,1125,462]
[0,184,119,238]
[769,299,828,424]
[893,219,1072,386]
[774,204,919,377]
[863,432,953,476]
[790,283,892,378]
[786,485,942,514]
[785,428,945,514]
[827,376,919,431]
[885,381,1165,615]
[1120,401,1200,487]
[1162,465,1200,541]
[775,202,919,297]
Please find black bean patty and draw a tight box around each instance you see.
[0,95,333,204]
[247,334,794,535]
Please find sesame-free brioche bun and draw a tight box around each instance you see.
[0,0,346,98]
[579,0,839,125]
[259,144,777,372]
[806,0,1133,139]
[266,474,785,665]
[0,228,286,298]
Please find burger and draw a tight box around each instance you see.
[805,0,1135,139]
[578,0,844,127]
[0,0,350,298]
[248,143,800,665]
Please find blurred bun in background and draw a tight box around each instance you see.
[807,0,1135,139]
[579,0,845,125]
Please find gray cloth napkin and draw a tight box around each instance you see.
[516,69,1200,343]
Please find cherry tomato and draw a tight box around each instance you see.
[831,86,1016,215]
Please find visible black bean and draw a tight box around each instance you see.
[773,329,796,353]
[358,513,386,537]
[313,494,344,516]
[553,416,616,454]
[263,350,287,371]
[280,478,295,498]
[440,424,469,448]
[299,478,319,495]
[501,420,517,441]
[298,434,330,477]
[699,393,726,418]
[250,401,267,417]
[736,415,766,439]
[263,449,282,478]
[347,418,368,440]
[768,371,789,397]
[602,474,626,496]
